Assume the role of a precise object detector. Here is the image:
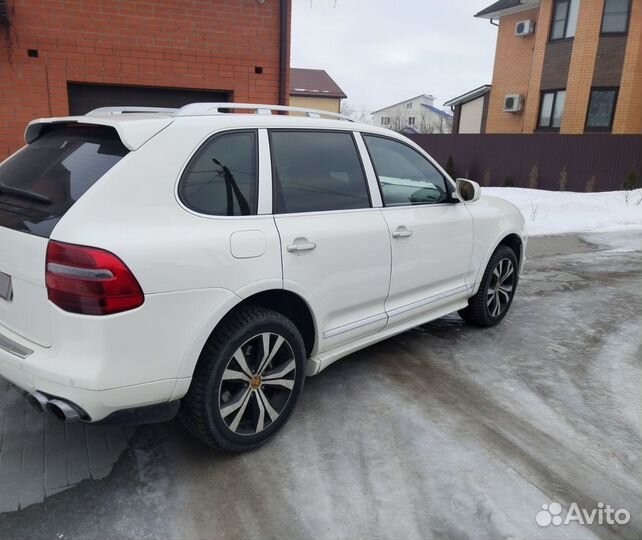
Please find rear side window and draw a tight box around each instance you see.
[270,131,370,214]
[178,131,257,216]
[0,124,128,237]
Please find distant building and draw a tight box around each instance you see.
[444,85,492,134]
[371,94,453,134]
[476,0,642,134]
[289,68,347,114]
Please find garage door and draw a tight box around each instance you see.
[68,83,230,115]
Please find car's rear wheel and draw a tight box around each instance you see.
[179,305,306,452]
[459,245,518,327]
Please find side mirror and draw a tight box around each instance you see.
[455,178,481,203]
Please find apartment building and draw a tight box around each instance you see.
[476,0,642,134]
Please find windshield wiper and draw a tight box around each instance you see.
[0,183,52,205]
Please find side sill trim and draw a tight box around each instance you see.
[323,312,387,339]
[0,331,34,359]
[387,285,472,318]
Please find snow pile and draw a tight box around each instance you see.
[485,187,642,236]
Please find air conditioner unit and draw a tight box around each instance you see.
[504,94,524,113]
[515,20,535,36]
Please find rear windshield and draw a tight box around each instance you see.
[0,124,128,237]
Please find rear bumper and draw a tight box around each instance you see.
[0,287,237,421]
[0,335,180,421]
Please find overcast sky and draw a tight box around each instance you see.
[291,0,499,112]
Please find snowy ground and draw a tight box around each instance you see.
[0,231,640,540]
[485,187,642,237]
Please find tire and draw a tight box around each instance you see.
[459,245,519,327]
[179,305,306,452]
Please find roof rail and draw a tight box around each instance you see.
[86,106,178,116]
[85,102,355,122]
[176,102,354,122]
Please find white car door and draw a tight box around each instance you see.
[361,134,474,326]
[269,130,391,351]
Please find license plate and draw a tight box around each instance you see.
[0,272,13,302]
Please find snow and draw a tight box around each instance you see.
[484,187,642,237]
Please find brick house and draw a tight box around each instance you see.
[475,0,642,134]
[0,0,291,158]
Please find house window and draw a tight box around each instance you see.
[601,0,630,34]
[406,103,413,109]
[538,90,566,130]
[381,117,390,126]
[408,117,415,126]
[586,88,618,131]
[550,0,580,40]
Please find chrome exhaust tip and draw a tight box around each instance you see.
[46,399,82,423]
[26,391,49,413]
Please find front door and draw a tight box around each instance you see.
[362,134,474,325]
[269,130,391,351]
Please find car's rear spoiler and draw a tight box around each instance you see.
[25,115,173,151]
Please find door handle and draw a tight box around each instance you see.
[392,227,413,239]
[287,240,317,253]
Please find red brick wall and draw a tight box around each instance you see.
[0,0,289,157]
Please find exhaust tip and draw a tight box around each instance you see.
[46,399,81,423]
[26,391,49,413]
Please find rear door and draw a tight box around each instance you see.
[0,124,129,346]
[270,130,391,350]
[362,134,474,325]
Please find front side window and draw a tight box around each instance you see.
[586,88,619,131]
[601,0,630,33]
[270,131,370,214]
[179,131,257,216]
[538,90,566,130]
[550,0,580,40]
[363,135,449,206]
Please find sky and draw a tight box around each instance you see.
[291,0,499,113]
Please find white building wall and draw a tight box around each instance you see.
[459,96,485,134]
[371,95,451,134]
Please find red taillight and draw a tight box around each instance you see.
[45,241,144,315]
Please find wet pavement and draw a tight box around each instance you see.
[0,231,640,540]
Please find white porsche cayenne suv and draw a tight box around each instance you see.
[0,103,525,451]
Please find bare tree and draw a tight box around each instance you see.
[340,101,371,124]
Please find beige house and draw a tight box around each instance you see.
[445,85,492,134]
[290,68,347,114]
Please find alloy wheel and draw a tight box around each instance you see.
[218,332,296,436]
[487,257,515,318]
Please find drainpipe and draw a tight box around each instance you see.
[278,0,290,106]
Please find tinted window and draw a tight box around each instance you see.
[270,131,370,214]
[179,131,257,216]
[363,135,448,206]
[586,89,618,131]
[0,124,128,237]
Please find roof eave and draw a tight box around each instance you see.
[444,85,492,108]
[290,91,347,99]
[475,2,539,19]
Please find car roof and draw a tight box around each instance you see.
[25,103,406,151]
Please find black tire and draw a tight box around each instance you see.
[179,305,306,452]
[459,245,519,327]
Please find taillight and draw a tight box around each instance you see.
[45,241,144,315]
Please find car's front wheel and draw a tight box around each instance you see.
[179,305,306,452]
[459,245,518,327]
